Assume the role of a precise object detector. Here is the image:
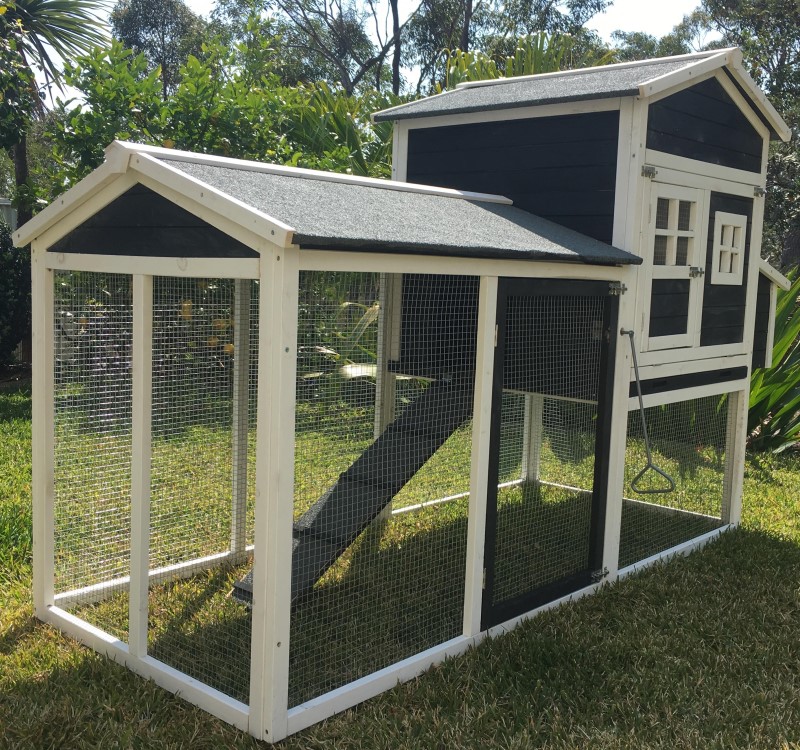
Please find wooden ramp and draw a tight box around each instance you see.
[232,376,474,605]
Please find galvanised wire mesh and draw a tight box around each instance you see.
[53,271,133,639]
[146,276,254,702]
[490,294,605,607]
[619,395,728,569]
[289,272,477,707]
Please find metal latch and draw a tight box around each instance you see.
[642,165,658,179]
[591,567,610,583]
[689,266,705,278]
[609,282,628,296]
[754,186,766,197]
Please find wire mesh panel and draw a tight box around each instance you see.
[53,271,133,638]
[145,276,255,703]
[619,395,728,569]
[289,272,477,707]
[483,280,613,627]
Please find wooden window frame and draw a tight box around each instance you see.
[711,211,747,286]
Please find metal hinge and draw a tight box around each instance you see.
[591,567,609,583]
[482,568,487,589]
[494,325,498,347]
[754,185,766,197]
[642,165,658,179]
[689,266,705,278]
[609,282,628,296]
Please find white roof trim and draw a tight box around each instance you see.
[759,257,791,290]
[727,57,792,142]
[637,49,735,98]
[128,151,297,247]
[111,141,513,205]
[13,147,129,247]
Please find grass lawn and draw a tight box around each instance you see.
[1,379,799,748]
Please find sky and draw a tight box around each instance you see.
[184,0,702,43]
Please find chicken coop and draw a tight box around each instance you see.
[17,48,789,742]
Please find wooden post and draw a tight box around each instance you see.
[231,278,251,558]
[520,394,544,483]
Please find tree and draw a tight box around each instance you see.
[0,0,106,226]
[111,0,207,99]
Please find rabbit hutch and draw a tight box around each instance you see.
[18,48,790,742]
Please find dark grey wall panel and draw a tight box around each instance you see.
[649,278,690,338]
[49,185,258,257]
[700,192,753,347]
[406,111,620,244]
[647,77,764,174]
[752,272,771,369]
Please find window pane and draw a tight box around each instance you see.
[676,237,689,266]
[656,198,670,230]
[678,201,693,231]
[654,235,668,265]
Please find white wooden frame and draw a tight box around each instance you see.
[711,211,748,286]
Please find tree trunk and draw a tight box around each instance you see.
[460,0,473,52]
[13,136,32,228]
[390,0,401,95]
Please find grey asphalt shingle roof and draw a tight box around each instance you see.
[373,54,719,122]
[161,158,640,265]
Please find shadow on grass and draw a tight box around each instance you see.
[3,527,799,749]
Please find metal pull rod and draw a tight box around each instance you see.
[621,329,676,495]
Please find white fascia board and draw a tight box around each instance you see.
[112,140,512,205]
[127,151,296,247]
[13,147,129,247]
[727,57,792,142]
[637,49,734,98]
[759,257,791,290]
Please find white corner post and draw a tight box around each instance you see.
[31,241,55,617]
[722,388,748,525]
[249,244,299,743]
[130,273,153,657]
[520,394,544,483]
[463,275,498,638]
[231,278,251,558]
[601,276,636,582]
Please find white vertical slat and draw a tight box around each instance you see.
[31,242,55,616]
[520,394,544,483]
[462,275,498,638]
[601,283,636,581]
[231,278,251,557]
[722,389,747,525]
[765,280,777,368]
[130,274,153,657]
[249,245,299,743]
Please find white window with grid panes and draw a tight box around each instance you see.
[711,211,747,285]
[641,182,708,351]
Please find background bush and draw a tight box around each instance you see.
[0,221,30,367]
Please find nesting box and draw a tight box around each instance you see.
[17,48,789,742]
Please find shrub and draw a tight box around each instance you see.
[0,221,30,367]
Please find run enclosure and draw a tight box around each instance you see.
[24,143,743,743]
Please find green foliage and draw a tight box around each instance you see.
[0,220,30,366]
[0,12,36,154]
[749,268,800,452]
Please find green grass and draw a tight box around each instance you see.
[2,381,800,748]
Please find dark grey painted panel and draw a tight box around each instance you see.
[752,273,772,369]
[647,77,764,174]
[649,278,689,337]
[49,185,259,258]
[700,192,753,347]
[406,111,620,244]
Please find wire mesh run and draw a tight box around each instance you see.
[289,272,477,707]
[488,293,606,610]
[619,395,728,569]
[145,277,256,702]
[53,271,133,638]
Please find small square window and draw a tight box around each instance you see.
[711,211,747,286]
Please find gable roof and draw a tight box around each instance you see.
[374,48,790,141]
[15,142,640,266]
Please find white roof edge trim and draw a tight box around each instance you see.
[110,140,513,205]
[637,49,733,98]
[13,149,130,247]
[451,48,730,91]
[727,59,792,142]
[759,257,791,290]
[128,151,296,246]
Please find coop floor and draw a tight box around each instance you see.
[65,488,723,708]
